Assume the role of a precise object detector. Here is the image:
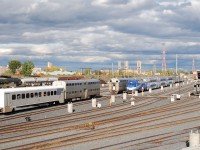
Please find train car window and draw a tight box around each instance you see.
[84,83,86,85]
[72,91,74,94]
[17,94,21,99]
[72,83,74,86]
[47,91,50,96]
[69,83,71,86]
[26,93,29,98]
[31,93,34,98]
[80,83,82,85]
[35,93,38,97]
[39,92,42,97]
[22,94,25,99]
[44,92,46,96]
[12,95,16,100]
[54,91,56,95]
[51,91,53,95]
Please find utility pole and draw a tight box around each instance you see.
[162,43,167,73]
[192,58,196,72]
[176,54,178,75]
[112,62,113,77]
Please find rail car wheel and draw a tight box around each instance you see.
[55,101,60,105]
[12,108,15,113]
[48,102,54,106]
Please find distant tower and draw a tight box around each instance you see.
[162,44,167,72]
[137,61,142,74]
[124,61,129,71]
[118,61,121,70]
[153,61,156,74]
[192,58,196,72]
[47,62,53,69]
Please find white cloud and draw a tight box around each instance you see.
[163,9,175,15]
[0,0,200,71]
[0,48,13,54]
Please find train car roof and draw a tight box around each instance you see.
[21,77,58,81]
[111,78,136,80]
[0,86,64,93]
[58,79,99,83]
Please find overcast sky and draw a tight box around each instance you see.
[0,0,200,72]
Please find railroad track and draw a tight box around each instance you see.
[0,84,195,149]
[0,95,112,122]
[95,129,190,150]
[0,83,192,122]
[0,86,194,145]
[0,84,192,134]
[3,96,199,150]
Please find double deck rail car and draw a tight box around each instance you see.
[0,79,100,113]
[126,76,176,93]
[159,78,168,87]
[126,78,160,93]
[52,79,100,100]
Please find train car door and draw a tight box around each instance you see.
[84,89,88,99]
[5,93,12,113]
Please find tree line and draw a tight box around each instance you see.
[8,60,34,76]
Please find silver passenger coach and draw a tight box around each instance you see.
[0,79,100,113]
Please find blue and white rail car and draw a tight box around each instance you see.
[166,77,175,86]
[0,86,64,113]
[147,80,161,90]
[134,82,148,92]
[126,80,139,92]
[53,79,100,100]
[159,78,168,87]
[127,78,161,93]
[109,78,130,94]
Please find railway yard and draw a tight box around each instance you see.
[0,80,200,150]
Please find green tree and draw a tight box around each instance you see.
[21,61,35,76]
[84,68,91,75]
[8,60,22,74]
